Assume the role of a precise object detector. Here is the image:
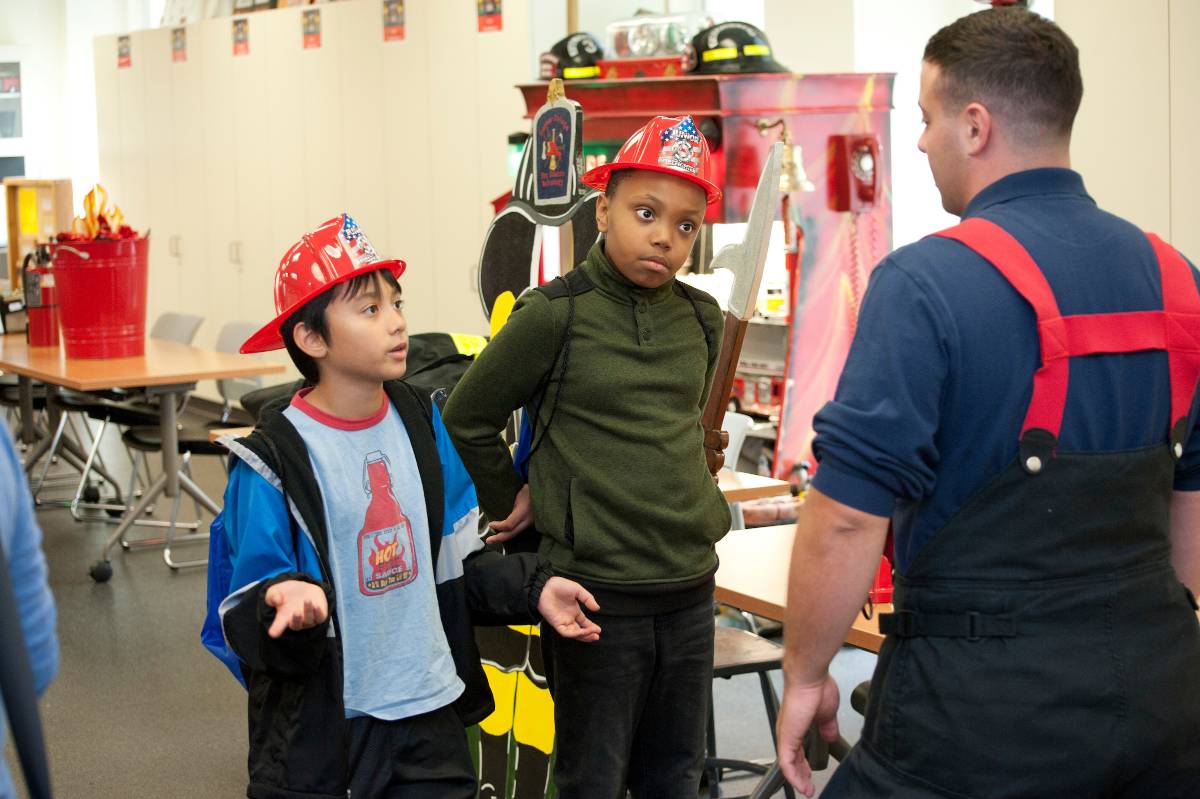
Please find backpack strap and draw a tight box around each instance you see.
[672,279,719,367]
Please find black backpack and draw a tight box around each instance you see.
[239,332,489,421]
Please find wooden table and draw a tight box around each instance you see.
[0,334,284,581]
[717,469,790,502]
[209,425,253,443]
[715,523,886,653]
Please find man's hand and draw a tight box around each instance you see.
[537,576,601,642]
[264,580,329,639]
[485,484,533,545]
[775,672,841,796]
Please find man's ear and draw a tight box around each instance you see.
[292,322,328,361]
[595,193,610,234]
[962,101,992,157]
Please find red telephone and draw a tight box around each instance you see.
[827,134,880,213]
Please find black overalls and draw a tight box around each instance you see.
[825,218,1200,798]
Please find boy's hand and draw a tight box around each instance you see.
[485,484,533,544]
[264,580,329,639]
[537,577,601,642]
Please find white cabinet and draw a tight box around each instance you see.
[93,0,533,396]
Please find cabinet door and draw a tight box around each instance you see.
[297,4,346,228]
[198,15,240,352]
[114,32,149,238]
[336,1,387,249]
[381,0,435,333]
[172,23,211,335]
[261,5,306,300]
[229,10,281,327]
[142,26,181,321]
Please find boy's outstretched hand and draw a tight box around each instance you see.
[264,579,329,639]
[485,484,533,544]
[537,576,601,642]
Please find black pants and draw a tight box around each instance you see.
[345,704,476,798]
[541,596,714,799]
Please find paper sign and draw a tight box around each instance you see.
[233,18,249,56]
[302,10,321,49]
[383,0,405,42]
[171,27,187,62]
[117,35,131,68]
[17,188,38,237]
[477,0,502,32]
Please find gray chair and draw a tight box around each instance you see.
[211,321,263,424]
[150,312,204,346]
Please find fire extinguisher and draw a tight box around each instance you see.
[22,247,60,347]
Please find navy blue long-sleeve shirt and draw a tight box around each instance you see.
[812,168,1200,574]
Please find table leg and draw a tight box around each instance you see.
[160,389,180,498]
[89,388,201,583]
[17,375,35,444]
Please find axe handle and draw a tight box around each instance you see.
[701,312,749,475]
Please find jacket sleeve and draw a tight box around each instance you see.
[441,290,558,521]
[219,458,332,677]
[0,428,57,697]
[463,548,551,626]
[431,405,551,625]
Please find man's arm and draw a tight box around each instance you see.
[776,489,890,795]
[1,429,57,697]
[1170,490,1200,595]
[442,291,557,522]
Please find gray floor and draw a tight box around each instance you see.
[3,410,875,798]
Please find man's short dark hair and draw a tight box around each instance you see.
[924,7,1083,141]
[280,268,402,383]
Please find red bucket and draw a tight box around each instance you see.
[50,237,149,359]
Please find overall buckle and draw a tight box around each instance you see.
[966,611,982,642]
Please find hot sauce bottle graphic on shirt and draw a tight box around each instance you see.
[357,451,418,595]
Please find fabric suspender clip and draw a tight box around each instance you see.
[1171,417,1189,461]
[1019,428,1056,475]
[880,609,1018,640]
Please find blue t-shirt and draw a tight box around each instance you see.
[812,168,1200,574]
[284,390,463,720]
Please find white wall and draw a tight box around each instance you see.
[0,0,155,258]
[1058,0,1199,258]
[766,0,1056,249]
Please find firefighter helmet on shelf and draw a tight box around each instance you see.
[580,115,722,205]
[682,21,789,75]
[241,213,406,354]
[539,32,605,81]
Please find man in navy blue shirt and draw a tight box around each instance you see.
[775,7,1200,798]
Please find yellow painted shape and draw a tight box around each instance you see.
[490,290,516,338]
[479,664,518,736]
[859,74,877,110]
[17,188,38,236]
[508,623,540,636]
[512,671,556,754]
[449,332,488,357]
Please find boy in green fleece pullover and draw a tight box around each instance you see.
[443,115,730,797]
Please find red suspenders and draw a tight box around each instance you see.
[934,217,1200,469]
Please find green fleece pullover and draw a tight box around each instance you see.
[443,241,731,589]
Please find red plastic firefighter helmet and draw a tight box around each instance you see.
[241,213,406,354]
[581,115,722,205]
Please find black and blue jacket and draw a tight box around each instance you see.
[201,380,550,799]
